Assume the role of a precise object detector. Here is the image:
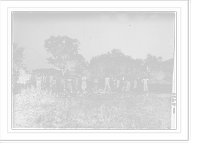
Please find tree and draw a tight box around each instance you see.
[18,65,32,84]
[144,54,159,68]
[44,35,87,76]
[111,49,125,73]
[13,43,25,71]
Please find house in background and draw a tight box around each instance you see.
[160,58,174,72]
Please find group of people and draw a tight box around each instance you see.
[36,73,87,93]
[93,75,151,92]
[14,74,150,96]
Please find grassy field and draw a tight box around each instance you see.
[13,89,172,129]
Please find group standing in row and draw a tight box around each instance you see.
[29,75,149,95]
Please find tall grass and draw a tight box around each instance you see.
[13,89,171,129]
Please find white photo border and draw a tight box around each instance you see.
[0,0,190,141]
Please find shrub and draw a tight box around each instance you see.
[164,76,173,84]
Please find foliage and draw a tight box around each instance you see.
[44,35,87,76]
[12,43,25,71]
[13,89,171,129]
[18,65,32,84]
[164,75,172,84]
[150,68,165,83]
[83,69,91,80]
[89,49,139,77]
[144,54,159,68]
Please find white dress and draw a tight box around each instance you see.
[67,78,72,91]
[81,76,87,90]
[125,81,131,92]
[48,75,53,90]
[60,78,66,91]
[142,78,151,92]
[41,75,47,90]
[104,77,111,92]
[117,80,120,88]
[133,79,137,89]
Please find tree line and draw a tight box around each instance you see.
[13,35,173,85]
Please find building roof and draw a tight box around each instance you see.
[162,58,174,63]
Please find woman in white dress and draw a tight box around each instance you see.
[52,77,57,93]
[48,73,54,90]
[74,75,79,91]
[104,76,111,93]
[81,76,87,92]
[66,76,72,92]
[141,76,151,92]
[116,78,120,89]
[60,76,66,92]
[124,79,131,92]
[41,74,47,90]
[133,79,137,90]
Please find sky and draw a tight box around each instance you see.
[12,11,175,71]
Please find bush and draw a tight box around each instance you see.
[164,76,173,84]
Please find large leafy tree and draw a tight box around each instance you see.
[44,35,87,76]
[144,54,159,68]
[89,49,139,77]
[12,43,25,71]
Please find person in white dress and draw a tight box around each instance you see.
[104,75,111,92]
[116,78,120,89]
[66,76,73,92]
[74,75,79,91]
[81,73,87,91]
[52,77,57,93]
[133,79,137,90]
[124,79,131,92]
[141,76,151,92]
[60,75,66,92]
[41,74,47,90]
[122,76,125,82]
[48,73,54,90]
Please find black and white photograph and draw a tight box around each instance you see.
[11,11,176,130]
[0,1,189,141]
